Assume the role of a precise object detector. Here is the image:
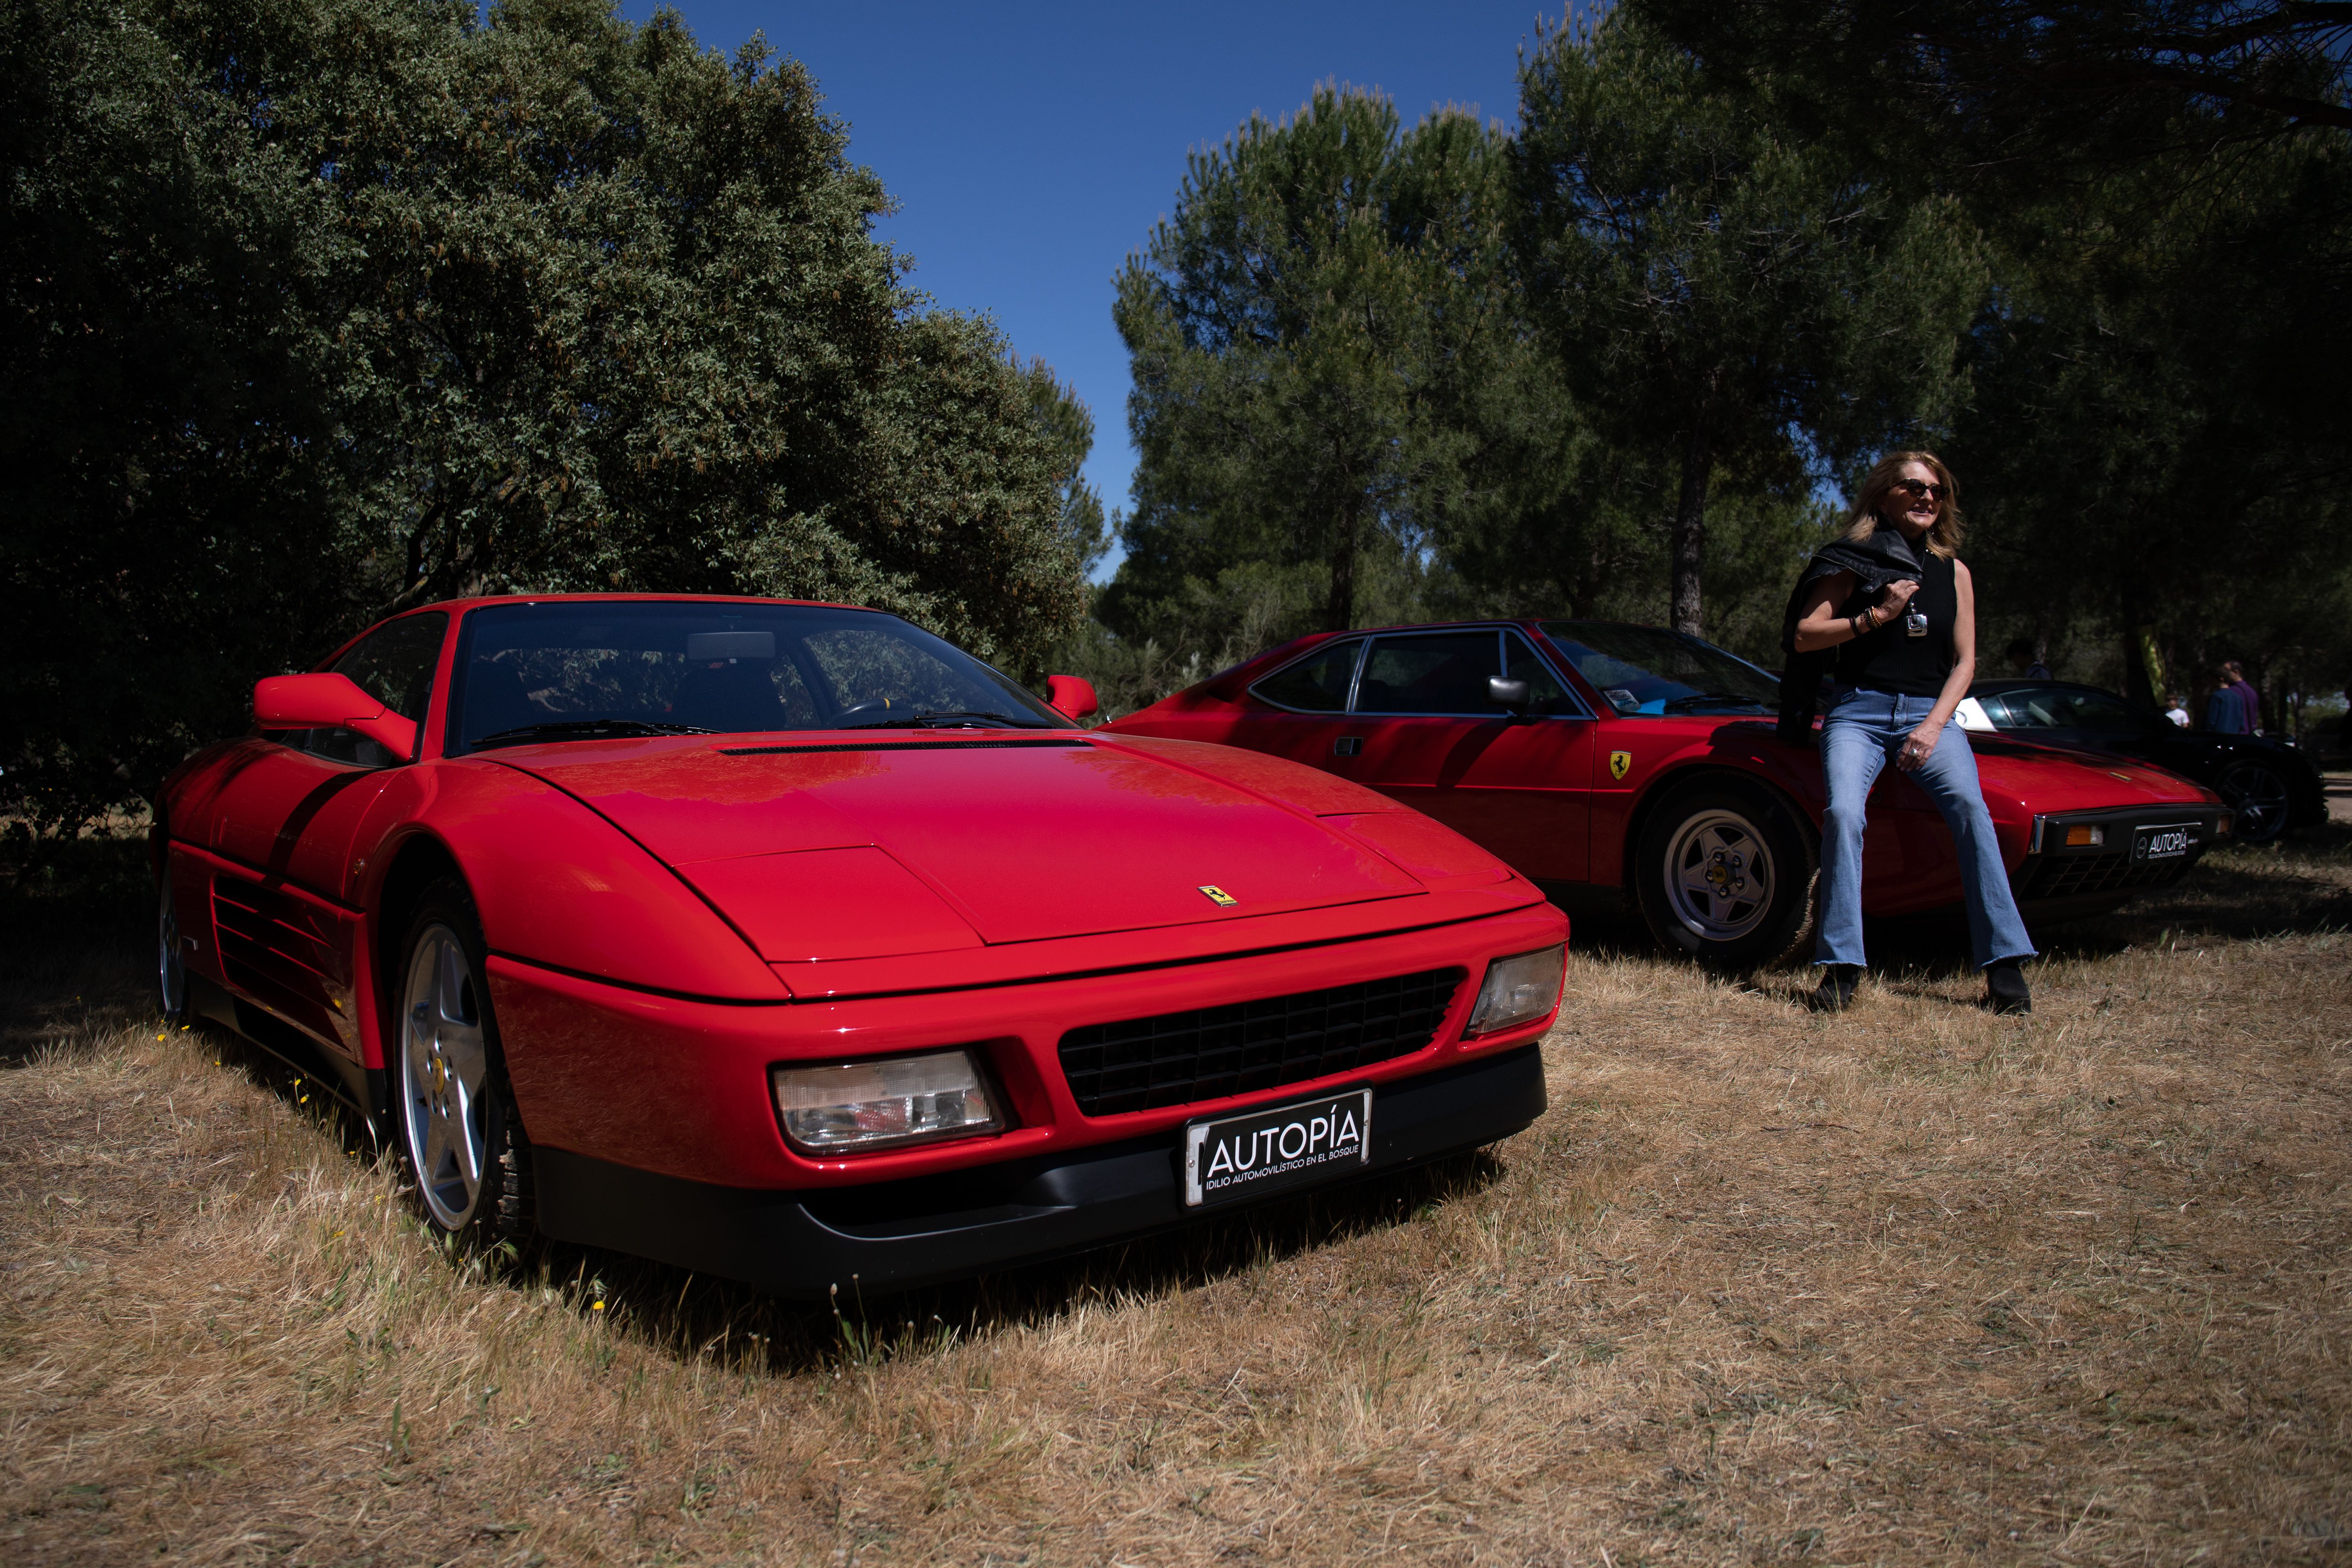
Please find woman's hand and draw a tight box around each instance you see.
[1881,579,1922,617]
[1897,720,1939,772]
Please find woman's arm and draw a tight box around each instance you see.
[1898,559,1977,772]
[1792,569,1920,653]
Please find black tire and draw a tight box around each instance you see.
[393,879,532,1247]
[158,869,194,1027]
[1633,775,1818,972]
[2216,759,2292,845]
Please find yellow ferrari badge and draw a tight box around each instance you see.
[1198,884,1239,907]
[1609,750,1633,781]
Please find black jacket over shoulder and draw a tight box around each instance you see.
[1775,526,1927,742]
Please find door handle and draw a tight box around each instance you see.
[1333,737,1363,757]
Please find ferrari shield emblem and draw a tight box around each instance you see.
[1198,884,1239,907]
[1609,750,1633,781]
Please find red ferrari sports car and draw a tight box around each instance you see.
[153,596,1567,1297]
[1100,620,2229,968]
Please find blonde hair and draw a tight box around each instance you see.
[1843,450,1964,560]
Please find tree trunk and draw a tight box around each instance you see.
[2117,583,2159,710]
[1670,427,1709,637]
[1323,499,1360,633]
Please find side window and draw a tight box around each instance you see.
[1250,639,1362,713]
[1503,634,1578,715]
[303,612,448,765]
[1355,632,1501,715]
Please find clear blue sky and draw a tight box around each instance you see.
[620,1,1561,576]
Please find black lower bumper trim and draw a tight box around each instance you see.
[532,1043,1547,1299]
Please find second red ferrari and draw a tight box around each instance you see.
[1102,620,2229,969]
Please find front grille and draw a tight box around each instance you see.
[1058,967,1464,1117]
[2015,846,2203,901]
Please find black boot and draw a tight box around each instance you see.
[1808,964,1861,1012]
[1985,959,2032,1015]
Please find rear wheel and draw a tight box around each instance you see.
[2216,759,2292,845]
[1634,777,1818,972]
[396,881,532,1246]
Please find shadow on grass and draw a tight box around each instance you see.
[522,1145,1509,1380]
[1560,821,2352,990]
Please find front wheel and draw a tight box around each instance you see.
[396,882,532,1245]
[158,873,191,1025]
[2216,759,2292,845]
[1634,777,1818,972]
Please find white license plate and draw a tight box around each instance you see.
[2134,825,2195,861]
[1182,1089,1374,1209]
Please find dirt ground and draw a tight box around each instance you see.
[3,827,2349,1566]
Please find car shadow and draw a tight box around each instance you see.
[1554,823,2352,999]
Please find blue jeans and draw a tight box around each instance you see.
[1814,685,2037,971]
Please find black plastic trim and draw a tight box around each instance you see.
[531,1043,1547,1299]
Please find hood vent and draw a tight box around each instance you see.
[719,738,1092,757]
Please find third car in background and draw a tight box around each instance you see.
[1955,679,2323,844]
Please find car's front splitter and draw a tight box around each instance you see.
[532,1043,1546,1300]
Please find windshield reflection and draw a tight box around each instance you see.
[1539,622,1779,717]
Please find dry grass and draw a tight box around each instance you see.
[4,827,2350,1565]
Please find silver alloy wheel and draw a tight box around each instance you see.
[1661,807,1777,943]
[158,878,186,1020]
[2217,761,2290,843]
[401,923,491,1230]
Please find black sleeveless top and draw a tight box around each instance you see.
[1834,548,1958,697]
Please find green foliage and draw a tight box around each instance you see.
[0,0,1085,828]
[1633,0,2352,724]
[1511,10,1987,635]
[1104,87,1526,656]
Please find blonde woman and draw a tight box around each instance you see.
[1791,452,2036,1014]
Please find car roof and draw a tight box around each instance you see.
[414,592,874,615]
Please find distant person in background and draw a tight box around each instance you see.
[2005,638,2051,679]
[2204,665,2253,734]
[2164,692,2190,727]
[2221,660,2263,734]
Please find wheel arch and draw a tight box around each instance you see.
[368,830,468,1112]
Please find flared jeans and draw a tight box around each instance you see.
[1813,684,2037,971]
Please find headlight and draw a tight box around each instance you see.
[1464,944,1565,1036]
[769,1049,1003,1153]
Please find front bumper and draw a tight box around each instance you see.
[2012,804,2229,916]
[486,899,1566,1192]
[532,1043,1546,1298]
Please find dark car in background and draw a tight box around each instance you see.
[1957,680,2324,844]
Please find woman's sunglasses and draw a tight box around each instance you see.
[1889,478,1946,502]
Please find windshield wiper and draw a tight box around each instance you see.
[839,710,1054,730]
[1661,692,1772,713]
[470,718,715,749]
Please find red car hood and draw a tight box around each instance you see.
[1966,734,2218,814]
[488,734,1427,959]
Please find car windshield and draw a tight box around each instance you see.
[1540,622,1779,716]
[448,601,1066,753]
[1980,686,2154,736]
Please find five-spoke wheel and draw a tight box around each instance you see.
[395,882,530,1244]
[158,876,189,1024]
[1635,777,1817,971]
[1661,808,1776,944]
[402,921,492,1229]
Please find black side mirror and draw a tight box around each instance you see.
[1489,677,1531,714]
